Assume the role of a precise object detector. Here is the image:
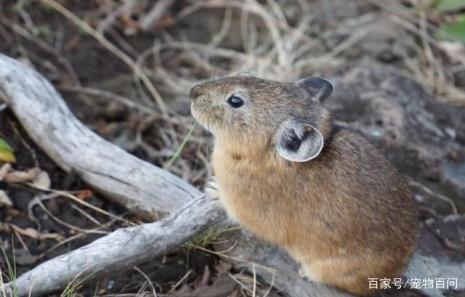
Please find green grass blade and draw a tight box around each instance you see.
[164,122,197,170]
[439,15,465,43]
[436,0,465,12]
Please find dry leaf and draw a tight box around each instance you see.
[120,14,140,35]
[77,189,94,200]
[4,167,40,183]
[155,14,175,30]
[0,190,13,207]
[32,170,51,189]
[10,224,64,241]
[4,167,51,189]
[0,138,16,163]
[0,163,11,180]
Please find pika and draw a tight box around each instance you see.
[190,76,418,296]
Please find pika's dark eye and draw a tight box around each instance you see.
[227,95,244,108]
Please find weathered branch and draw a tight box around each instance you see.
[4,197,226,296]
[0,54,195,218]
[0,53,463,297]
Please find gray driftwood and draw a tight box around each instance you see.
[0,53,463,297]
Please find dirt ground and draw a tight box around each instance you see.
[0,0,465,296]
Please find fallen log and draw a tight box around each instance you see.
[0,53,463,297]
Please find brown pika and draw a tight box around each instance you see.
[190,76,418,296]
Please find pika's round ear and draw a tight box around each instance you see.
[274,118,324,162]
[295,76,334,102]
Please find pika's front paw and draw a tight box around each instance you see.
[204,177,220,198]
[298,267,309,280]
[204,177,224,209]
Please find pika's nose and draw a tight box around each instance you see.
[189,85,203,101]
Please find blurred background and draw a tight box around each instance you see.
[0,0,464,296]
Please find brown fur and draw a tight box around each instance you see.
[190,76,418,296]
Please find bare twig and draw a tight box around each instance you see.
[58,85,155,115]
[138,0,175,31]
[408,180,458,215]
